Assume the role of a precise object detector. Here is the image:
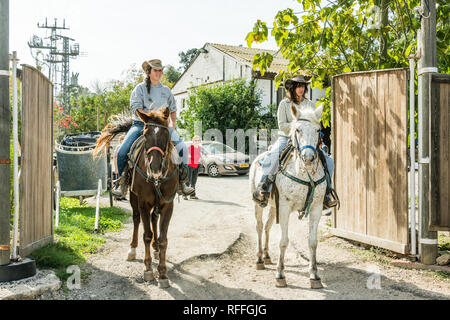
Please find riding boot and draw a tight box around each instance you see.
[177,164,195,196]
[112,170,128,198]
[323,168,339,209]
[252,175,274,208]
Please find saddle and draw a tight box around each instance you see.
[127,135,145,170]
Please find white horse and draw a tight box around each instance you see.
[249,103,327,289]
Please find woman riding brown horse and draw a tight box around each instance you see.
[94,107,177,288]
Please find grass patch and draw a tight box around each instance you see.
[31,197,130,282]
[438,233,450,253]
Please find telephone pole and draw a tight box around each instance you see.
[0,0,11,266]
[417,0,438,264]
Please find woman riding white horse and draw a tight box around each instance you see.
[252,75,337,209]
[250,101,328,289]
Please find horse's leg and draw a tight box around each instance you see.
[127,192,140,261]
[157,203,173,288]
[254,204,265,270]
[276,204,290,287]
[140,203,155,282]
[263,206,276,265]
[151,210,159,260]
[308,205,323,289]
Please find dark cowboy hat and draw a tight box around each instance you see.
[284,74,312,89]
[142,59,164,72]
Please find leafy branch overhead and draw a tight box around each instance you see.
[246,0,449,127]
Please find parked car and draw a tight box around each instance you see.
[186,141,250,177]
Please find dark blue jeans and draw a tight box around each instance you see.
[117,121,187,176]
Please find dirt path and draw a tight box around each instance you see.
[38,175,450,300]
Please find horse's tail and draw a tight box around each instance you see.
[93,113,133,157]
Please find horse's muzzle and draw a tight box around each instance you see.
[301,149,316,165]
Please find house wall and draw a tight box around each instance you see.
[172,43,326,118]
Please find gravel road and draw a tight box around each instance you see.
[38,175,450,300]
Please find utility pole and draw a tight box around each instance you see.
[0,0,11,266]
[28,18,81,114]
[417,0,438,264]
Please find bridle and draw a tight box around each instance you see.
[279,117,326,219]
[132,120,178,215]
[293,118,321,164]
[143,122,171,174]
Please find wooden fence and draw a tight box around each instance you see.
[19,65,54,257]
[331,69,409,254]
[429,73,450,231]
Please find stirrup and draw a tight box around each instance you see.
[324,188,340,210]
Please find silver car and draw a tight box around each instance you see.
[186,141,250,177]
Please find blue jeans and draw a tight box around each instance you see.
[259,136,334,189]
[117,121,187,176]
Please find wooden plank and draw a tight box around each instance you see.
[442,82,450,227]
[331,228,408,254]
[430,75,450,231]
[19,235,53,258]
[19,67,29,251]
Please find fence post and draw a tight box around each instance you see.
[0,0,10,266]
[417,0,438,264]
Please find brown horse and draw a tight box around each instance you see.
[94,107,178,288]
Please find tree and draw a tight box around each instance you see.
[164,65,181,86]
[178,79,265,135]
[178,48,199,72]
[246,0,449,127]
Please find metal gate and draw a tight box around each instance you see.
[19,65,54,257]
[331,69,409,254]
[429,73,450,231]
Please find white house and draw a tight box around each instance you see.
[171,43,326,117]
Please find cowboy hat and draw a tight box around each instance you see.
[142,59,164,72]
[284,74,312,89]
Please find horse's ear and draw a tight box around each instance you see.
[162,107,170,120]
[290,104,299,120]
[136,109,150,123]
[314,103,324,122]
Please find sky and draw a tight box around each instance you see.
[9,0,299,91]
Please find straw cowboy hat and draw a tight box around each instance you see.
[142,59,164,72]
[284,74,312,89]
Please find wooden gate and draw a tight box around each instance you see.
[19,65,54,257]
[331,69,409,254]
[429,73,450,231]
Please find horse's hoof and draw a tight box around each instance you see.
[263,257,273,265]
[127,249,136,261]
[310,279,323,289]
[256,262,265,270]
[158,279,170,288]
[153,251,159,260]
[275,278,287,287]
[144,271,155,282]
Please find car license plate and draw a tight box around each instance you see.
[239,163,249,168]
